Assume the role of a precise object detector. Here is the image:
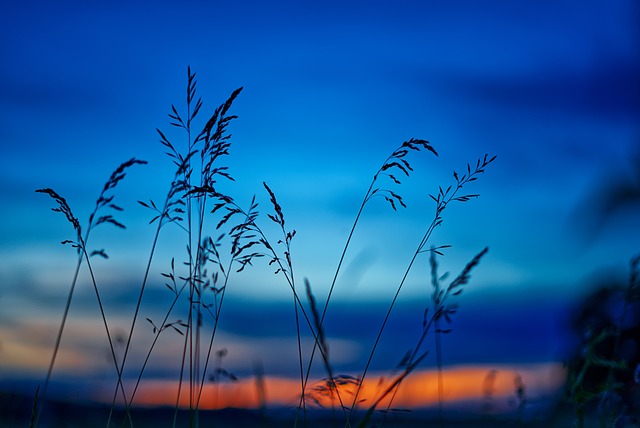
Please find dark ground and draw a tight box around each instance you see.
[0,390,589,428]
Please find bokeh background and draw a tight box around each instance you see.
[1,0,639,422]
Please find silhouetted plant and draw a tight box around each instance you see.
[147,68,250,428]
[34,158,146,428]
[377,246,489,428]
[34,67,498,428]
[567,254,640,428]
[346,155,495,427]
[299,139,440,422]
[209,348,238,410]
[109,153,192,427]
[207,183,343,425]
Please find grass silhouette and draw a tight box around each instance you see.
[30,68,512,428]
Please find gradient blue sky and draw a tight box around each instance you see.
[1,0,639,409]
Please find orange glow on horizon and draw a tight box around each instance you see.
[110,363,565,411]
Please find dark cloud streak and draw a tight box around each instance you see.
[433,58,640,123]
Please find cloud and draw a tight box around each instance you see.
[100,362,565,412]
[0,319,116,377]
[437,58,640,123]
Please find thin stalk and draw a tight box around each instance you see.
[294,182,371,426]
[203,191,318,417]
[33,188,86,428]
[36,168,143,428]
[347,230,426,421]
[301,140,438,421]
[80,250,131,425]
[195,257,232,409]
[434,317,444,426]
[111,155,191,427]
[354,351,429,428]
[29,386,39,428]
[292,285,306,427]
[261,183,309,425]
[178,221,196,426]
[34,251,83,428]
[191,132,216,417]
[347,155,493,424]
[174,315,190,428]
[432,253,444,427]
[185,168,195,427]
[37,160,144,428]
[127,279,187,408]
[174,89,198,427]
[262,231,341,416]
[380,247,489,427]
[109,221,162,427]
[322,180,374,324]
[227,190,346,422]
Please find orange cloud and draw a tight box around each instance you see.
[113,363,565,411]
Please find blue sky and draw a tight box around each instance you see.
[1,0,639,414]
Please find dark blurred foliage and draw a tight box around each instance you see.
[565,267,640,426]
[564,143,640,425]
